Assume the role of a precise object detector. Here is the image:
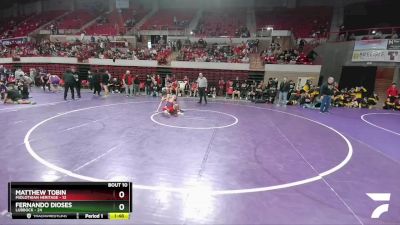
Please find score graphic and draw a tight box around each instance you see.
[8,182,132,220]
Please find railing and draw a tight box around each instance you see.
[327,26,400,42]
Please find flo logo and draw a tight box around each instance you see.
[366,193,391,219]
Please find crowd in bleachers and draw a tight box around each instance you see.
[175,39,258,63]
[0,19,21,39]
[0,36,318,66]
[0,38,171,64]
[0,39,93,59]
[260,41,312,65]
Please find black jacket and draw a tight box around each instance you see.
[92,73,101,84]
[134,77,140,85]
[279,81,290,92]
[320,83,334,96]
[63,72,75,84]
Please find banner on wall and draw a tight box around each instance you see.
[387,39,400,50]
[0,37,28,46]
[352,50,400,62]
[352,39,400,62]
[354,39,388,50]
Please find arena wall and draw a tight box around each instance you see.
[315,41,400,83]
[264,64,321,87]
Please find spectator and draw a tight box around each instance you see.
[133,74,140,96]
[277,77,290,106]
[218,77,225,96]
[92,70,102,96]
[102,70,111,97]
[123,70,133,97]
[87,70,93,90]
[145,74,152,95]
[232,77,241,100]
[109,78,120,93]
[320,77,335,113]
[72,68,81,98]
[386,82,398,98]
[29,68,37,86]
[0,79,7,100]
[241,55,249,63]
[14,68,24,77]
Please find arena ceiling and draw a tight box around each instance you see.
[1,0,37,8]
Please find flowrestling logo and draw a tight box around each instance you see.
[366,193,391,219]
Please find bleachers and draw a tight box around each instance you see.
[0,10,66,38]
[177,43,249,63]
[84,7,148,36]
[196,10,247,37]
[3,11,65,38]
[0,17,27,39]
[57,9,98,29]
[256,7,332,38]
[141,9,195,30]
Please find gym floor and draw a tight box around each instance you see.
[0,89,399,225]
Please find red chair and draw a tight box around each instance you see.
[81,80,89,88]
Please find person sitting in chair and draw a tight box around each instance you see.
[190,82,198,97]
[232,81,241,100]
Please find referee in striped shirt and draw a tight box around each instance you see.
[197,73,208,104]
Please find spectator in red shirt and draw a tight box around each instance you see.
[122,70,133,97]
[386,83,398,98]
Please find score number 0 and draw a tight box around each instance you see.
[118,191,125,211]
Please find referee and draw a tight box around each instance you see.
[197,73,208,104]
[63,68,75,100]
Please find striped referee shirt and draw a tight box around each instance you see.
[197,77,208,88]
